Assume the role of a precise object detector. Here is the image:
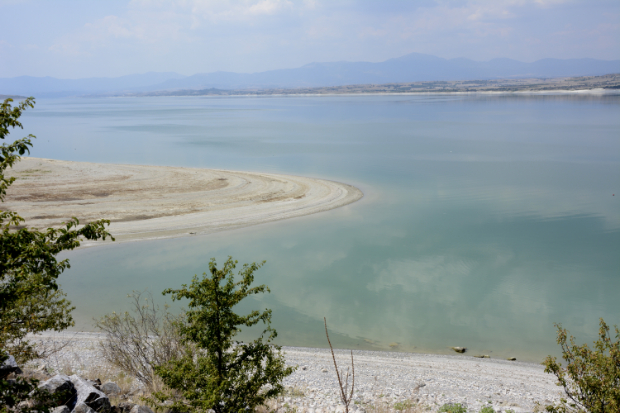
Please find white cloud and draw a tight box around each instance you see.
[128,0,299,24]
[3,0,617,77]
[366,256,473,298]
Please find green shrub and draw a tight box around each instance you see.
[478,406,495,413]
[438,402,467,413]
[543,318,619,413]
[394,400,415,411]
[151,257,294,413]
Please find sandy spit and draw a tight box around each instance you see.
[4,157,363,244]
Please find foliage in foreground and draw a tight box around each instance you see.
[96,291,185,389]
[0,97,114,362]
[543,318,619,413]
[150,257,295,413]
[1,97,113,413]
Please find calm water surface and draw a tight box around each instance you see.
[20,94,620,362]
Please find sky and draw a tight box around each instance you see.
[1,0,619,79]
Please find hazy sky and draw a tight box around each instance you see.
[1,0,619,79]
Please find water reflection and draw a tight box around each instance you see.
[19,94,619,363]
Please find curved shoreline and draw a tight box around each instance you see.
[4,157,363,244]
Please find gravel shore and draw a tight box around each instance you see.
[27,332,562,413]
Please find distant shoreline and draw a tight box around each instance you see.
[113,73,620,98]
[0,94,28,100]
[165,88,619,98]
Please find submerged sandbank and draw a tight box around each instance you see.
[4,157,363,244]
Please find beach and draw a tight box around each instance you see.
[28,332,562,413]
[4,157,363,244]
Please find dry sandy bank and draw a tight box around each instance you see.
[4,157,363,244]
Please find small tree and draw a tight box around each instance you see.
[151,257,294,413]
[543,318,620,413]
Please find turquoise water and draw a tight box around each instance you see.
[19,94,620,362]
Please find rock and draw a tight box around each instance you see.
[52,406,72,413]
[73,402,96,413]
[473,355,490,358]
[39,374,76,398]
[0,354,22,378]
[101,382,122,396]
[507,357,517,361]
[301,365,308,370]
[17,400,35,410]
[450,347,467,353]
[70,375,111,413]
[85,378,102,389]
[129,405,155,413]
[321,368,328,373]
[118,402,137,413]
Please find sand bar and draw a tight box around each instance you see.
[4,157,363,244]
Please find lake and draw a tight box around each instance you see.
[19,93,620,362]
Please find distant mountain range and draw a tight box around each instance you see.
[2,53,619,97]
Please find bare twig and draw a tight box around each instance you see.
[324,317,355,413]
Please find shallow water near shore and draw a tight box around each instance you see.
[20,93,620,363]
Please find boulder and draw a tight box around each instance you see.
[101,382,121,396]
[16,400,35,410]
[39,375,77,397]
[118,402,136,413]
[38,374,77,410]
[85,378,102,390]
[0,354,22,378]
[70,375,111,413]
[52,407,72,413]
[73,402,96,413]
[129,405,155,413]
[450,347,467,353]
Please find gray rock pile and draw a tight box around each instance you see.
[2,355,155,413]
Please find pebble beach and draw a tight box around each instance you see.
[27,332,562,413]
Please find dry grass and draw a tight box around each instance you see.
[95,291,185,390]
[254,385,436,413]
